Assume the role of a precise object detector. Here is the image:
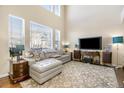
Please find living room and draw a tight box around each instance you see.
[0,4,124,89]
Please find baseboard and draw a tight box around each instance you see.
[0,73,9,78]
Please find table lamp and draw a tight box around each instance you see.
[63,44,69,52]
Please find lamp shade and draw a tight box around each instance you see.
[63,44,69,48]
[16,45,24,51]
[112,36,123,44]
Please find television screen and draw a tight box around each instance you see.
[79,37,102,50]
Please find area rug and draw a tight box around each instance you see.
[20,61,119,88]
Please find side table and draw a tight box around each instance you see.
[9,59,29,83]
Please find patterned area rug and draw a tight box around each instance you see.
[20,61,119,88]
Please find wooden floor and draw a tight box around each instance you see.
[115,68,124,88]
[0,68,124,88]
[0,77,21,88]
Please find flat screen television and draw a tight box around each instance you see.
[79,37,102,50]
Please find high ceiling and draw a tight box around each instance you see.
[65,5,124,29]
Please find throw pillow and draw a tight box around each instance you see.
[24,51,34,58]
[33,51,41,61]
[39,52,45,60]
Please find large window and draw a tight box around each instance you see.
[42,5,53,12]
[9,15,25,48]
[30,21,53,49]
[54,5,61,16]
[55,29,61,49]
[42,5,61,16]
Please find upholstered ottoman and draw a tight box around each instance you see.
[30,58,62,84]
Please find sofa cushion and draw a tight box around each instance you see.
[56,54,71,63]
[50,54,61,58]
[42,49,57,53]
[43,49,58,58]
[46,49,57,53]
[56,54,69,60]
[30,65,62,79]
[30,65,62,84]
[44,52,52,58]
[57,49,65,55]
[30,58,62,73]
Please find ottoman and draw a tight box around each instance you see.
[30,58,62,84]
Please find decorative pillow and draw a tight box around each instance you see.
[33,51,41,61]
[24,51,34,58]
[39,52,45,60]
[44,52,52,58]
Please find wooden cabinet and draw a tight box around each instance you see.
[9,59,29,83]
[72,50,112,66]
[102,52,112,64]
[82,51,100,64]
[73,50,81,61]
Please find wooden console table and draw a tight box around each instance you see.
[73,50,112,66]
[81,51,101,65]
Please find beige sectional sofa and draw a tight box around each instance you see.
[23,49,71,84]
[23,49,71,66]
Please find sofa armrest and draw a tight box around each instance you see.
[64,52,72,61]
[22,57,36,66]
[64,52,71,56]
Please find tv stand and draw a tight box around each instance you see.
[81,50,102,65]
[73,50,112,66]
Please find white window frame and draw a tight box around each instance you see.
[42,5,53,12]
[9,15,25,48]
[30,21,53,49]
[41,5,61,16]
[55,29,61,49]
[54,5,61,16]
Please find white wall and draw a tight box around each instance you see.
[0,6,65,78]
[65,5,124,66]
